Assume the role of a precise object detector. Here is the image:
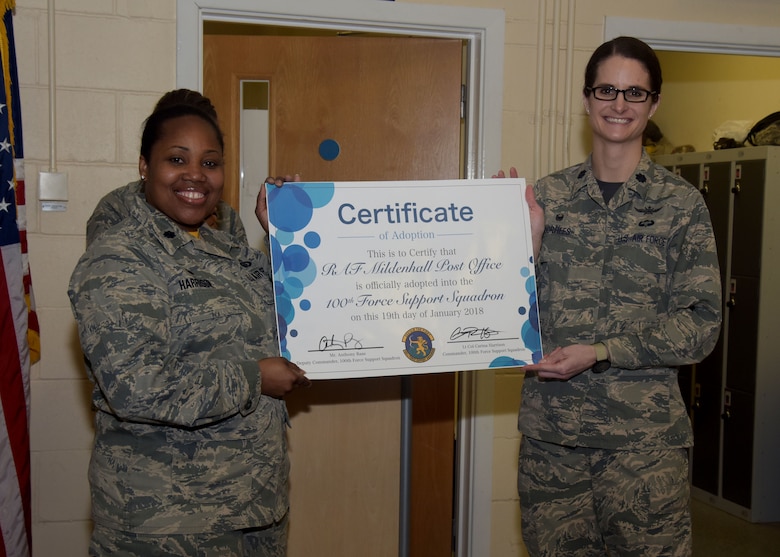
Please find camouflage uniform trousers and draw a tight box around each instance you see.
[89,514,288,557]
[518,437,691,557]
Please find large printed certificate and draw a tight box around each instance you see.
[267,179,541,379]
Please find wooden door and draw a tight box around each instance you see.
[204,34,462,557]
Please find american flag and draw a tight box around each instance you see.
[0,2,37,556]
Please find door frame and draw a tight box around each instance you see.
[176,0,505,181]
[176,2,505,556]
[605,17,780,56]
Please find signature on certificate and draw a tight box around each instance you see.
[318,333,364,351]
[449,326,501,341]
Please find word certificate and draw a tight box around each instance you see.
[267,179,541,379]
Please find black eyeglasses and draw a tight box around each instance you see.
[585,86,657,103]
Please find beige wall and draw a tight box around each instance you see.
[17,1,780,556]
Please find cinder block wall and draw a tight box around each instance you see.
[18,0,780,555]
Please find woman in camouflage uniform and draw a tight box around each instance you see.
[501,37,722,556]
[69,91,310,556]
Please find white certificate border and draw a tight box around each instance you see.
[268,179,541,379]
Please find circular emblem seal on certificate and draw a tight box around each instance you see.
[402,327,435,363]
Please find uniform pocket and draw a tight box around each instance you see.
[610,243,667,320]
[603,374,671,425]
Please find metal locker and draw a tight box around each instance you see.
[655,146,780,523]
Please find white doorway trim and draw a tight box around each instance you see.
[605,17,780,57]
[176,2,505,556]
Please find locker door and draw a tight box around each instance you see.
[726,160,764,395]
[730,161,765,278]
[721,389,755,508]
[725,275,759,394]
[689,347,723,495]
[702,162,732,282]
[721,159,764,511]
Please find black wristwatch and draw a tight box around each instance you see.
[592,342,611,373]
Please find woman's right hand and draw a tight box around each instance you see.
[258,356,311,398]
[256,174,301,233]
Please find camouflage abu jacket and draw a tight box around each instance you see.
[518,152,722,450]
[69,193,288,534]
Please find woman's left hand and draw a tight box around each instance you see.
[521,344,598,381]
[258,356,311,398]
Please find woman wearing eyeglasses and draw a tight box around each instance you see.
[500,37,722,556]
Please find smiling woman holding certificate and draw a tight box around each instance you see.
[69,89,309,557]
[498,37,722,556]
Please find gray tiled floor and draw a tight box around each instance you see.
[692,499,780,556]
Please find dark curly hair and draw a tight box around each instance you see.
[140,89,224,160]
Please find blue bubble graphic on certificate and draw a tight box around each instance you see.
[268,183,335,358]
[489,260,541,367]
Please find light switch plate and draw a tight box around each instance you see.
[39,171,69,201]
